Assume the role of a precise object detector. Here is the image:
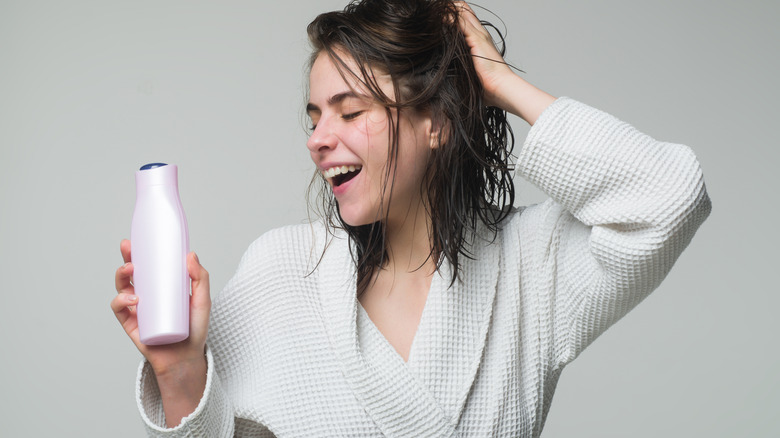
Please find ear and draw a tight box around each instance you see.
[428,119,449,150]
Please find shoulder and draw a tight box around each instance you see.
[491,200,582,267]
[498,200,571,238]
[242,222,327,268]
[210,222,332,329]
[249,222,321,249]
[223,222,329,295]
[207,224,332,370]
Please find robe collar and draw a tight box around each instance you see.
[317,229,501,437]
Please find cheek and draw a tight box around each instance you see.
[363,112,390,138]
[360,119,392,167]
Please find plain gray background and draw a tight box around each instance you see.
[1,0,777,436]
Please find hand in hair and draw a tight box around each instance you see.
[455,1,555,125]
[454,2,513,108]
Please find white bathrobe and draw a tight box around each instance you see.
[136,97,711,437]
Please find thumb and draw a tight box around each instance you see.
[187,252,211,337]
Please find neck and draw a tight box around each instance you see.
[383,197,436,277]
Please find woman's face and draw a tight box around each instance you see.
[306,51,434,227]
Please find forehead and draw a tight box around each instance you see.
[308,51,391,104]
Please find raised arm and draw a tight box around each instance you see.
[515,97,711,361]
[457,2,711,361]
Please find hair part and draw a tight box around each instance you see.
[306,0,515,291]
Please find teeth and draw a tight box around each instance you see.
[322,165,362,179]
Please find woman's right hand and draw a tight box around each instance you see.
[111,239,211,427]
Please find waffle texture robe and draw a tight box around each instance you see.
[135,97,711,437]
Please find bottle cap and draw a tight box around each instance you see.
[140,163,168,171]
[136,164,178,188]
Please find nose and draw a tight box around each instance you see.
[306,119,338,154]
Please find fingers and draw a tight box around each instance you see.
[115,261,134,293]
[453,3,500,67]
[188,251,211,307]
[120,239,131,263]
[456,4,492,47]
[116,239,135,292]
[451,2,515,110]
[112,239,141,345]
[110,292,138,327]
[187,252,211,341]
[454,2,480,30]
[453,1,472,14]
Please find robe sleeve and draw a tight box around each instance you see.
[134,232,285,437]
[135,347,235,437]
[515,97,711,365]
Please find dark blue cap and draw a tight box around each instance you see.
[140,163,168,170]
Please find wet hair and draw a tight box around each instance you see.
[307,0,515,291]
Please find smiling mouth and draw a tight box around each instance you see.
[323,165,363,187]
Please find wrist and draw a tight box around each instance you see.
[483,69,517,109]
[490,74,556,125]
[153,355,208,428]
[153,354,207,387]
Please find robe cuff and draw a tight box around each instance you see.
[135,346,233,437]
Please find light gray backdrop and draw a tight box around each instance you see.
[1,0,777,436]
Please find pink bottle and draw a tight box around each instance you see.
[131,163,190,345]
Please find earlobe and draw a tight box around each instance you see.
[429,130,439,149]
[429,121,448,150]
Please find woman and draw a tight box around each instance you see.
[112,0,711,436]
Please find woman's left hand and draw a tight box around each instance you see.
[455,2,515,109]
[455,1,556,125]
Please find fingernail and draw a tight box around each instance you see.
[193,252,200,264]
[128,295,138,302]
[123,262,131,269]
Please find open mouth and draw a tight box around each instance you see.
[323,165,362,187]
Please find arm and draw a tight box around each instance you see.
[153,357,207,429]
[457,3,711,360]
[134,238,283,437]
[518,98,711,361]
[112,243,234,436]
[137,347,235,437]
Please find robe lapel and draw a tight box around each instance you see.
[318,234,454,437]
[407,233,501,427]
[317,230,501,436]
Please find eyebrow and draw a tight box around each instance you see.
[306,91,366,113]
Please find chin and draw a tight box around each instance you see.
[337,206,378,228]
[338,214,372,228]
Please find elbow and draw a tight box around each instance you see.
[665,144,711,233]
[645,147,711,274]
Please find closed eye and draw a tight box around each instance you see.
[308,110,364,131]
[342,111,363,121]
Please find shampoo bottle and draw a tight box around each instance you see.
[131,163,190,345]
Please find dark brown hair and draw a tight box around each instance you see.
[307,0,515,290]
